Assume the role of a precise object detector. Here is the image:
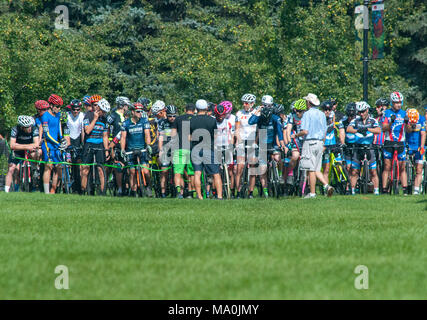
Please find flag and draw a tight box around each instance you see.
[371,1,385,59]
[354,4,367,60]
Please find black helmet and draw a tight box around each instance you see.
[329,96,337,105]
[137,97,151,110]
[166,105,177,115]
[320,100,333,110]
[375,98,389,107]
[207,102,216,113]
[345,102,357,116]
[273,103,285,115]
[260,106,273,120]
[70,99,82,109]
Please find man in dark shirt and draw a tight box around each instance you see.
[190,99,222,200]
[171,103,195,198]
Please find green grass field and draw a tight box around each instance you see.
[0,193,425,299]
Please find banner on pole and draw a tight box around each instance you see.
[354,4,366,60]
[371,0,385,59]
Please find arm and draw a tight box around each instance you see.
[10,138,37,151]
[84,111,99,135]
[235,120,242,144]
[347,125,357,134]
[248,114,259,125]
[120,130,127,152]
[145,129,151,146]
[339,128,345,145]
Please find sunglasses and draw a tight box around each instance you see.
[167,115,176,118]
[135,110,143,113]
[324,108,332,112]
[72,108,81,111]
[243,102,252,105]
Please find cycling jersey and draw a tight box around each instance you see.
[10,125,39,145]
[41,111,62,146]
[236,110,256,141]
[83,112,108,144]
[121,117,151,151]
[158,118,174,143]
[107,111,126,140]
[406,116,426,151]
[373,115,385,145]
[382,108,407,142]
[248,114,284,145]
[337,116,356,144]
[216,116,235,147]
[59,111,70,136]
[349,116,379,145]
[67,112,84,141]
[325,116,337,146]
[287,112,303,145]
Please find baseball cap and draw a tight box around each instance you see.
[196,99,208,110]
[303,93,320,107]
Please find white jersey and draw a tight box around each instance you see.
[67,112,85,140]
[235,109,256,141]
[215,115,236,146]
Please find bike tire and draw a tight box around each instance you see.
[392,160,399,195]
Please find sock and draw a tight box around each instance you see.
[191,190,196,198]
[414,187,420,193]
[176,185,182,194]
[44,184,50,194]
[118,188,122,193]
[263,187,268,195]
[206,191,210,197]
[351,188,356,195]
[374,188,379,194]
[403,186,408,193]
[323,184,329,191]
[249,191,253,196]
[231,189,235,197]
[288,171,293,177]
[5,186,10,193]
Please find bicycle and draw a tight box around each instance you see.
[353,145,372,194]
[328,145,350,195]
[236,144,257,199]
[267,148,282,199]
[57,146,73,194]
[372,144,383,191]
[405,147,416,195]
[86,146,107,196]
[125,148,149,197]
[386,143,405,195]
[423,160,427,195]
[216,145,232,199]
[17,150,34,192]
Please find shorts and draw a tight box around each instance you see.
[215,145,234,165]
[8,150,25,165]
[191,148,220,175]
[300,140,324,172]
[407,149,424,164]
[42,142,61,164]
[173,149,194,176]
[350,145,377,170]
[322,145,343,164]
[127,150,148,168]
[258,143,281,166]
[82,142,105,165]
[383,141,406,161]
[236,140,258,164]
[160,148,172,168]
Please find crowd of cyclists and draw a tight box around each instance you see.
[3,90,426,199]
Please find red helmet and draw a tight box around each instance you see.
[90,95,102,104]
[133,102,144,111]
[48,94,63,106]
[35,100,50,110]
[214,104,227,118]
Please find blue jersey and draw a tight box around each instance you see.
[349,116,379,145]
[406,116,426,151]
[83,111,108,144]
[248,114,284,145]
[41,111,62,146]
[121,117,151,151]
[338,116,356,144]
[382,108,407,142]
[325,117,337,146]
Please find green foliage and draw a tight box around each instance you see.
[0,0,425,133]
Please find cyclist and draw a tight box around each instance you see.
[158,105,178,198]
[321,100,342,185]
[120,102,152,197]
[285,99,307,185]
[107,96,132,196]
[381,91,409,195]
[214,102,236,198]
[347,101,381,195]
[374,98,388,146]
[171,103,196,199]
[207,102,216,117]
[272,103,288,184]
[82,95,93,113]
[330,96,344,122]
[248,95,286,198]
[406,108,426,195]
[137,97,152,119]
[338,103,357,175]
[81,98,110,195]
[5,116,40,193]
[235,93,257,198]
[40,94,66,194]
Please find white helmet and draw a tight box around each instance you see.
[18,115,35,127]
[98,98,111,113]
[261,95,273,106]
[390,91,404,103]
[152,100,166,115]
[195,99,208,110]
[241,93,256,103]
[356,101,370,112]
[115,96,131,107]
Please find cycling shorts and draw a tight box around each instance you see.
[383,141,406,161]
[350,146,377,170]
[407,149,424,164]
[8,150,25,165]
[82,142,105,165]
[127,151,148,167]
[42,142,61,164]
[322,145,342,164]
[173,149,194,176]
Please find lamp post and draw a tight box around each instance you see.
[362,0,369,102]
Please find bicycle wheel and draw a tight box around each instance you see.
[136,166,145,197]
[298,169,308,197]
[62,164,71,194]
[406,161,412,195]
[223,164,230,199]
[94,165,107,196]
[392,160,399,195]
[19,163,30,193]
[362,161,369,194]
[423,162,427,194]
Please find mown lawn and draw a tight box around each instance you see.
[0,193,425,299]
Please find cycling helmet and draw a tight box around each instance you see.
[375,98,389,107]
[207,102,216,113]
[390,91,404,104]
[137,97,152,111]
[82,95,91,106]
[132,102,144,111]
[273,103,285,115]
[294,99,307,111]
[241,93,256,103]
[220,101,233,114]
[356,101,370,112]
[98,98,110,113]
[345,102,357,116]
[320,100,333,110]
[90,95,102,104]
[407,108,419,123]
[261,95,274,106]
[35,100,49,110]
[70,99,82,109]
[214,104,227,118]
[18,115,35,128]
[115,96,131,107]
[152,100,166,115]
[329,96,337,105]
[48,94,63,106]
[166,105,177,115]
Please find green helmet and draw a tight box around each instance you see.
[294,99,307,111]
